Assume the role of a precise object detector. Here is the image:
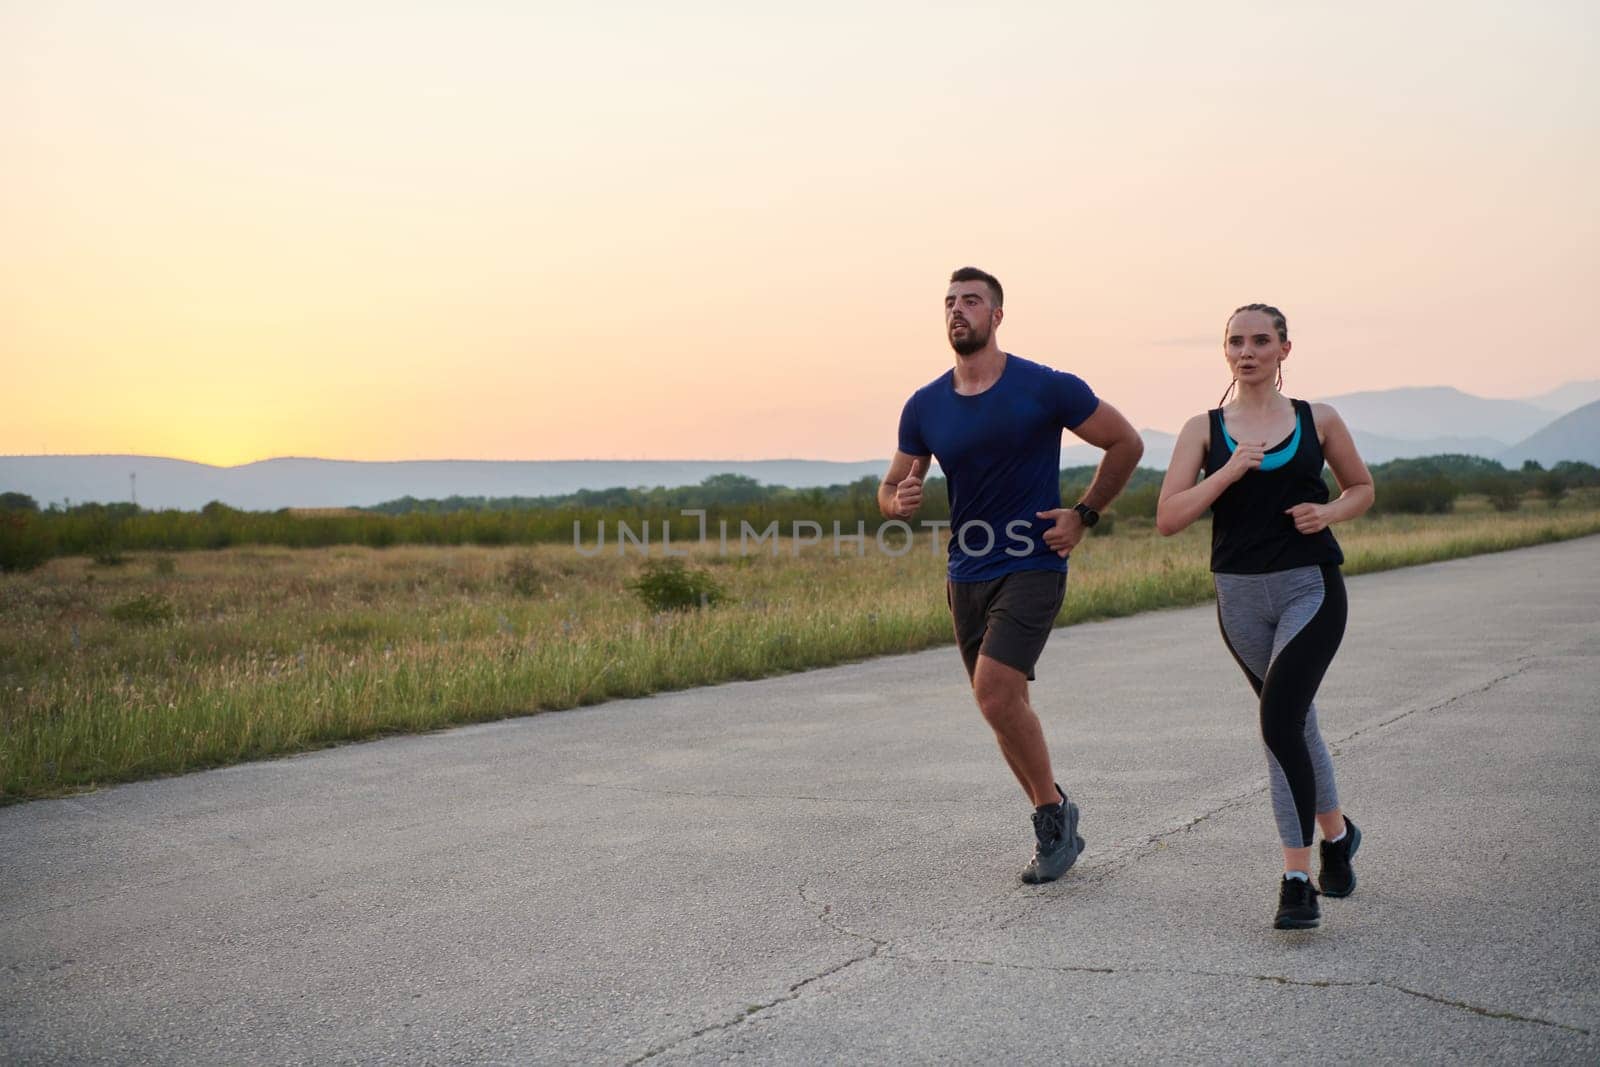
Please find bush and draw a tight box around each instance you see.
[628,558,724,612]
[152,555,178,576]
[1111,484,1159,521]
[1536,471,1568,508]
[504,554,545,596]
[1373,477,1456,515]
[0,513,53,572]
[109,593,175,627]
[362,522,397,548]
[1468,472,1522,512]
[1485,487,1523,513]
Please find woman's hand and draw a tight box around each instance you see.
[1286,502,1330,534]
[1220,440,1265,483]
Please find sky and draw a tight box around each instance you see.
[4,1,1597,466]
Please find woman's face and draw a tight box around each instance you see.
[1224,309,1291,388]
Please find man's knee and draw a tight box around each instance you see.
[973,655,1028,724]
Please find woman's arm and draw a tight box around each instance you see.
[1286,404,1374,534]
[1156,414,1265,536]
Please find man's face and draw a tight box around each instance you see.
[944,281,1000,356]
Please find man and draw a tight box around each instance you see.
[879,267,1144,884]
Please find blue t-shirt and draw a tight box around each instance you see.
[897,353,1099,582]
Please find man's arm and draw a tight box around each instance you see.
[878,450,930,519]
[1036,401,1145,556]
[1069,400,1144,511]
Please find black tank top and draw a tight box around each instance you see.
[1202,398,1344,574]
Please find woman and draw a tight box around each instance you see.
[1156,303,1375,930]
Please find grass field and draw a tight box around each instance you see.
[3,499,1598,802]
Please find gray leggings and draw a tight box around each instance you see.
[1214,563,1347,848]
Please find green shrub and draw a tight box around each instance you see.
[108,593,175,627]
[1110,483,1160,521]
[504,554,545,596]
[0,513,53,572]
[362,522,398,548]
[1373,477,1456,515]
[1486,487,1523,513]
[1537,471,1568,508]
[628,558,724,612]
[1466,473,1521,513]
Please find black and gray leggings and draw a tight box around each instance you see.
[1214,563,1347,848]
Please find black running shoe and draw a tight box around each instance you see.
[1020,785,1084,885]
[1319,817,1362,898]
[1274,876,1321,929]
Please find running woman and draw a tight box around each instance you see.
[881,267,1144,884]
[1156,304,1374,929]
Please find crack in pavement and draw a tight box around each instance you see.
[582,660,1545,823]
[986,657,1542,926]
[796,884,891,953]
[1335,658,1535,745]
[898,955,1591,1037]
[627,657,1569,1062]
[624,884,888,1065]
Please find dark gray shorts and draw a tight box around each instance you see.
[947,569,1068,682]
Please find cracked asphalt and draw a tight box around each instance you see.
[3,536,1598,1064]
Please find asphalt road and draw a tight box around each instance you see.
[4,537,1598,1064]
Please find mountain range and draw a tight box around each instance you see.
[6,382,1597,511]
[1056,384,1600,472]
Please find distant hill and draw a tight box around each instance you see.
[1522,380,1600,414]
[7,383,1598,510]
[1064,430,1177,471]
[1071,427,1525,469]
[0,456,895,512]
[1350,430,1513,466]
[1312,386,1552,443]
[1500,400,1600,467]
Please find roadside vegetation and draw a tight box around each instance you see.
[3,456,1594,571]
[3,484,1598,802]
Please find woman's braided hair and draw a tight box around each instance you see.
[1230,303,1288,342]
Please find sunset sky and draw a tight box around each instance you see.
[5,1,1597,466]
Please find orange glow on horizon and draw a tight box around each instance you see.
[7,4,1597,465]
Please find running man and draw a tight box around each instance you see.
[879,267,1144,883]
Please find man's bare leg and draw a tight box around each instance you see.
[972,654,1058,806]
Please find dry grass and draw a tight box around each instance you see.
[3,499,1597,801]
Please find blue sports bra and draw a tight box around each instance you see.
[1219,412,1302,472]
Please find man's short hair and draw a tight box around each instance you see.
[949,267,1003,308]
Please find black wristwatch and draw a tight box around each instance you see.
[1072,502,1100,528]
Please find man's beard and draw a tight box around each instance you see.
[949,321,989,356]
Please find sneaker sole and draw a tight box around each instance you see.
[1274,914,1321,930]
[1320,823,1363,899]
